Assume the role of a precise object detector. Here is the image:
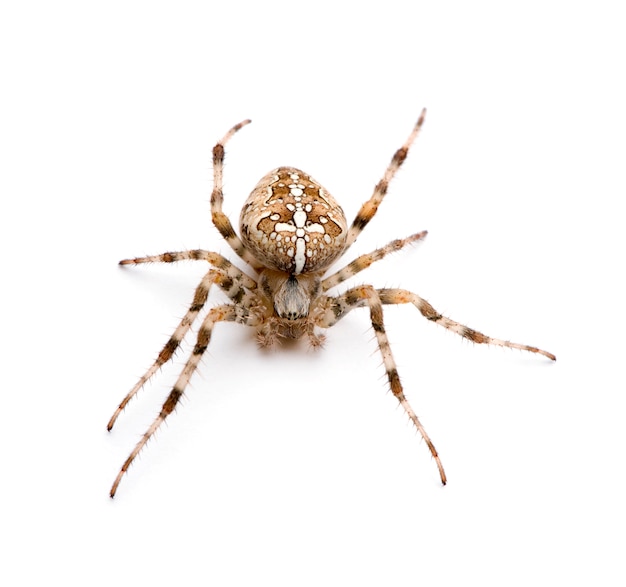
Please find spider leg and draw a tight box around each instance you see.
[210,120,263,270]
[317,285,447,485]
[378,288,556,361]
[321,231,427,290]
[344,109,426,251]
[108,265,257,431]
[110,303,258,498]
[119,249,256,281]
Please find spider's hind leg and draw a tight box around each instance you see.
[343,109,426,252]
[210,120,263,269]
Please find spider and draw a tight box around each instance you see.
[108,109,556,497]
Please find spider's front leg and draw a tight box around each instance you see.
[108,252,257,430]
[317,285,448,485]
[378,289,556,361]
[110,303,259,498]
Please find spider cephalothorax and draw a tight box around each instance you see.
[108,111,555,497]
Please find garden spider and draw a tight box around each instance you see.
[108,110,556,497]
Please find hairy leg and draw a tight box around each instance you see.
[108,266,257,430]
[317,285,447,484]
[210,120,263,269]
[344,109,426,251]
[322,231,427,290]
[110,303,258,497]
[120,249,257,283]
[377,288,556,361]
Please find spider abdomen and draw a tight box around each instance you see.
[240,167,348,275]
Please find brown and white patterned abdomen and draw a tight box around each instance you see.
[239,167,348,274]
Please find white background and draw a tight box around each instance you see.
[1,1,624,585]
